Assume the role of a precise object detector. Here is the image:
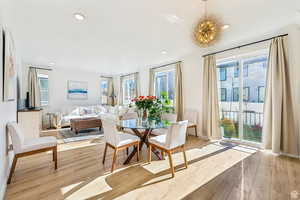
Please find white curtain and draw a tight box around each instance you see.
[201,55,221,139]
[133,72,140,97]
[262,37,299,155]
[107,77,115,106]
[149,68,155,96]
[28,67,41,108]
[175,62,183,121]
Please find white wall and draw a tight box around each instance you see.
[0,0,18,198]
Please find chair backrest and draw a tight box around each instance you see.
[184,110,198,124]
[165,120,188,149]
[6,122,24,154]
[162,113,177,123]
[101,118,119,147]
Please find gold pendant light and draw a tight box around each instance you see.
[194,0,219,47]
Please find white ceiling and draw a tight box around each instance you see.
[9,0,300,74]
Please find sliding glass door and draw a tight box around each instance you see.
[217,51,268,144]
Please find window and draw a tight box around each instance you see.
[258,86,265,102]
[234,66,248,77]
[121,75,136,105]
[220,88,227,102]
[233,87,239,101]
[38,74,49,106]
[100,79,109,104]
[243,87,250,102]
[219,68,226,81]
[154,67,175,105]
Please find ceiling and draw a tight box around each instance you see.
[8,0,300,74]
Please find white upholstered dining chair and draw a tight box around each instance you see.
[184,110,198,137]
[151,113,177,136]
[101,118,140,172]
[6,122,58,184]
[148,120,188,177]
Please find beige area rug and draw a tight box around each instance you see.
[63,142,257,200]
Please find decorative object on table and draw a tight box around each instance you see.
[2,28,17,101]
[148,92,174,121]
[67,80,88,100]
[193,0,219,47]
[131,95,156,121]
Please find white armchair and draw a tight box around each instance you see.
[184,110,198,137]
[148,120,188,177]
[6,122,57,184]
[151,113,177,136]
[101,118,140,172]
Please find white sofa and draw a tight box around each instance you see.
[58,105,136,128]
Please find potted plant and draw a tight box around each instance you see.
[131,96,156,121]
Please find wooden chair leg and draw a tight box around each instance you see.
[53,146,58,170]
[126,147,129,155]
[111,148,118,173]
[102,143,108,164]
[136,142,140,162]
[148,144,152,163]
[161,151,165,159]
[7,156,18,184]
[182,145,188,169]
[194,126,198,137]
[167,151,175,178]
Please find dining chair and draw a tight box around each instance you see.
[151,113,177,136]
[6,122,58,184]
[101,118,140,172]
[148,120,189,178]
[184,110,198,137]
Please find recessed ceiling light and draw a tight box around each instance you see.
[161,51,167,54]
[74,13,86,21]
[49,62,55,66]
[222,24,230,30]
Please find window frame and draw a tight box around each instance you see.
[220,88,227,102]
[153,66,176,106]
[121,74,136,105]
[37,73,49,107]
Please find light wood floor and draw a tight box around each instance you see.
[5,130,300,200]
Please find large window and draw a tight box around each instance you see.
[217,51,268,144]
[38,74,49,106]
[121,75,136,105]
[100,79,109,104]
[154,67,175,105]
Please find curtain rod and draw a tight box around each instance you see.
[151,60,182,70]
[120,72,138,77]
[202,34,288,57]
[29,66,53,71]
[100,75,113,79]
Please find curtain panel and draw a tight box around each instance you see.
[201,55,221,139]
[262,37,299,155]
[28,67,41,108]
[107,77,115,106]
[175,62,184,121]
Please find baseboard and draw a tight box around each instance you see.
[0,181,7,200]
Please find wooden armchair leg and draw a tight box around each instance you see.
[7,156,18,184]
[111,148,118,173]
[102,143,108,164]
[167,151,175,178]
[182,145,188,169]
[53,146,58,170]
[194,126,198,137]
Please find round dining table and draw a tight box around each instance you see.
[118,119,170,165]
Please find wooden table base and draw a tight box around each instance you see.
[123,128,162,165]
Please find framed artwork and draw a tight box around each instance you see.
[67,80,88,100]
[2,29,16,101]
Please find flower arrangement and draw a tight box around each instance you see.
[131,92,174,121]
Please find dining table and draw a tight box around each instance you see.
[118,118,170,165]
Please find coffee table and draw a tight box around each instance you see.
[70,117,102,134]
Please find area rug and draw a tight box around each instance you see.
[59,128,103,143]
[62,142,257,200]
